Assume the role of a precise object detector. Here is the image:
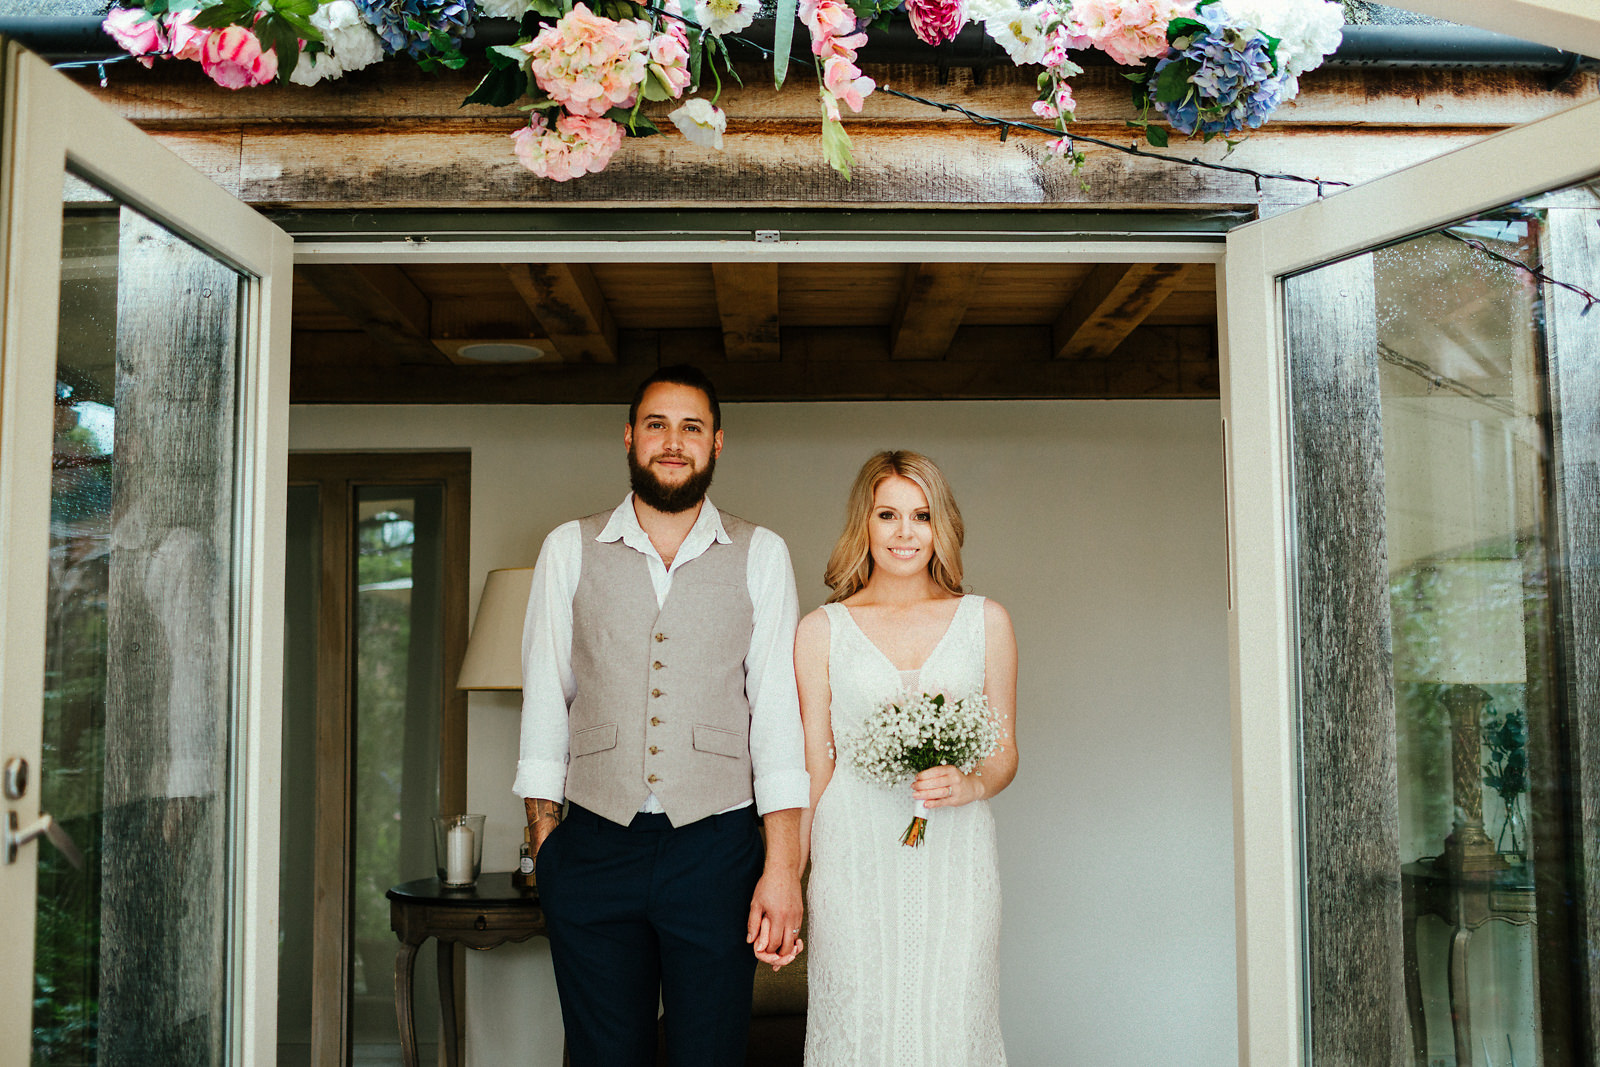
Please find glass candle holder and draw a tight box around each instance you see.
[432,814,486,888]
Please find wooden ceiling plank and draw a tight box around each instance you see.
[297,264,448,365]
[505,263,619,363]
[711,262,781,362]
[1052,262,1192,360]
[889,263,987,361]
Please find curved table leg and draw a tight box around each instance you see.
[395,940,421,1067]
[1403,915,1427,1065]
[439,940,460,1067]
[1449,924,1475,1067]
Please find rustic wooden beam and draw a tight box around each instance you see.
[290,324,1217,402]
[1052,262,1191,360]
[711,261,780,361]
[890,263,986,361]
[504,263,619,363]
[297,264,448,365]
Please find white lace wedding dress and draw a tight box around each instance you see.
[805,594,1006,1067]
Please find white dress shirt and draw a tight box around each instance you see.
[514,494,810,817]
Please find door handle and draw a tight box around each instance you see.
[5,811,85,870]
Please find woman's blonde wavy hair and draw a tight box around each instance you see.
[823,450,965,603]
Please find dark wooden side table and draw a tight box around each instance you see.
[1401,860,1536,1067]
[388,873,546,1067]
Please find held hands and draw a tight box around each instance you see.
[747,868,804,971]
[912,765,985,809]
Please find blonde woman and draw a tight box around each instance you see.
[794,450,1018,1066]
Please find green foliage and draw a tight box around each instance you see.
[609,104,660,136]
[1152,59,1194,105]
[463,46,531,108]
[407,17,468,70]
[772,0,797,88]
[819,103,855,180]
[1483,707,1529,804]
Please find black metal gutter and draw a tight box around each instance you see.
[1,14,1594,74]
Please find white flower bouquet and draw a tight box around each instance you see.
[841,690,1001,847]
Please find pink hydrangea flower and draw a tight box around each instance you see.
[799,0,858,41]
[648,28,692,98]
[102,7,165,68]
[906,0,966,47]
[823,54,874,112]
[166,10,209,63]
[524,4,652,118]
[1054,82,1076,112]
[510,112,626,181]
[1032,99,1057,119]
[1068,0,1194,66]
[199,24,278,89]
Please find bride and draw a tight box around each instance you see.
[794,449,1019,1066]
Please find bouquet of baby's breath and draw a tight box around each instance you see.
[842,690,1001,847]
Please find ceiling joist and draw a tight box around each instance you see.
[890,263,987,361]
[297,263,448,365]
[505,263,619,363]
[1053,262,1192,360]
[711,262,781,362]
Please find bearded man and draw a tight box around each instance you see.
[515,364,808,1067]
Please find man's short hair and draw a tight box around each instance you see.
[628,364,722,433]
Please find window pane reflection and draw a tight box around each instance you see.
[1289,178,1600,1066]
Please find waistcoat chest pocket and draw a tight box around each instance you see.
[571,723,618,758]
[691,724,747,759]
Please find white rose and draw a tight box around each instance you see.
[694,0,761,36]
[669,97,727,150]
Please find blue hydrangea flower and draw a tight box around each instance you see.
[1150,0,1289,137]
[353,0,476,59]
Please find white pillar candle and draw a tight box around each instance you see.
[446,821,474,885]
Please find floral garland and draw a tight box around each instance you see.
[101,0,1344,180]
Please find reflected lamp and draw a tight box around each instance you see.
[1394,559,1527,873]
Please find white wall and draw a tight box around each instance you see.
[289,399,1236,1067]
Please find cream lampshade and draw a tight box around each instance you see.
[1393,558,1527,872]
[455,567,535,690]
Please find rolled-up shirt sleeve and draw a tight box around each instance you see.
[512,521,582,801]
[745,527,810,815]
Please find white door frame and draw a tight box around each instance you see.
[0,44,293,1064]
[1222,14,1600,1064]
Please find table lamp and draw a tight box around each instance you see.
[1393,558,1527,873]
[456,567,535,690]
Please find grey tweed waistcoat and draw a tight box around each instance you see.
[565,510,757,827]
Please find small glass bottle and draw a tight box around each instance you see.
[513,825,536,889]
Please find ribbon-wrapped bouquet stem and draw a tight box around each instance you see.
[843,690,1001,847]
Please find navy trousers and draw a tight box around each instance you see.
[537,803,764,1067]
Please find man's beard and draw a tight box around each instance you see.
[628,448,716,513]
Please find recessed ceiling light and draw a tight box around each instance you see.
[454,342,549,363]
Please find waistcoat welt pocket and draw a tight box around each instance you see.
[692,724,747,759]
[571,723,618,758]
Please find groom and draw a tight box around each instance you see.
[515,364,808,1067]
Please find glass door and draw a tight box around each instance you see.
[1223,18,1600,1064]
[0,42,292,1064]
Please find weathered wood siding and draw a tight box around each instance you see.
[76,62,1598,210]
[1285,256,1409,1066]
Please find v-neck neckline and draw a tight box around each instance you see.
[839,596,968,676]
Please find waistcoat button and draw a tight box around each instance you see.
[650,717,662,726]
[647,774,660,784]
[649,746,660,755]
[651,688,663,698]
[653,661,664,670]
[654,633,667,642]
